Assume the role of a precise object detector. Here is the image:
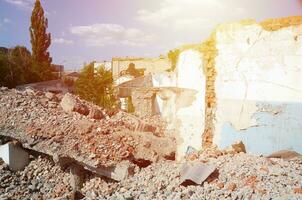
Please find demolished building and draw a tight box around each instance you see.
[1,15,302,199]
[117,16,302,160]
[0,88,176,181]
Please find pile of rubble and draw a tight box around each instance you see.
[86,149,302,200]
[0,87,301,199]
[1,148,301,200]
[0,87,175,170]
[0,156,73,199]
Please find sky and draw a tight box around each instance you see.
[0,0,301,69]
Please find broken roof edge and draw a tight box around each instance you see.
[168,16,302,66]
[213,16,302,33]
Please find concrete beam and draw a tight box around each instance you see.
[0,142,29,171]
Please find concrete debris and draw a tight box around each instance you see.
[25,87,35,96]
[0,87,8,91]
[0,144,301,199]
[45,91,55,100]
[88,107,104,120]
[0,89,175,179]
[105,153,302,200]
[110,160,135,181]
[231,141,246,153]
[60,93,89,115]
[0,156,73,199]
[226,182,237,191]
[0,142,29,171]
[267,150,302,160]
[185,146,199,161]
[180,162,216,185]
[0,88,301,199]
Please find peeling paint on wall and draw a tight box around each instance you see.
[213,17,302,155]
[121,16,302,158]
[217,101,302,155]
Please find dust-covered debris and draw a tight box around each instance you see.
[0,156,73,200]
[105,153,302,200]
[0,89,176,170]
[0,89,301,199]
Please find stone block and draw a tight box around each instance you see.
[60,93,89,116]
[84,161,134,181]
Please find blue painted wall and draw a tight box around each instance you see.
[217,101,302,155]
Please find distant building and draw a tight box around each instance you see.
[94,61,112,71]
[111,56,170,80]
[51,64,64,78]
[115,75,134,86]
[64,71,80,80]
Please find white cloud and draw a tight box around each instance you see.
[53,38,74,45]
[137,0,245,30]
[3,0,35,9]
[0,18,11,32]
[3,18,11,23]
[70,23,156,47]
[135,0,247,48]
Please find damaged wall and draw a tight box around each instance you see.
[212,17,302,155]
[148,50,206,160]
[118,16,302,159]
[174,50,206,159]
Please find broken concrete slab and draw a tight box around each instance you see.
[267,150,302,160]
[0,89,176,182]
[180,162,216,185]
[84,160,135,181]
[0,142,29,171]
[60,93,89,115]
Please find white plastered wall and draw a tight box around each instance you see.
[175,50,206,159]
[213,23,302,154]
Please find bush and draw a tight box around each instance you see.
[75,62,117,109]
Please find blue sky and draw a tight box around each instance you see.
[0,0,301,69]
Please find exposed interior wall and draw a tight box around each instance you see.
[125,50,207,160]
[118,16,302,158]
[174,50,206,159]
[213,17,302,155]
[131,88,156,118]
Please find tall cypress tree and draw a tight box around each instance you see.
[29,0,52,81]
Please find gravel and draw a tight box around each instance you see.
[81,153,302,200]
[0,156,73,200]
[0,148,301,200]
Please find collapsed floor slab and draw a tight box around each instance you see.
[0,89,176,181]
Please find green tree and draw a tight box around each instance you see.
[9,46,33,84]
[0,46,33,88]
[29,0,52,81]
[0,50,10,87]
[75,62,117,109]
